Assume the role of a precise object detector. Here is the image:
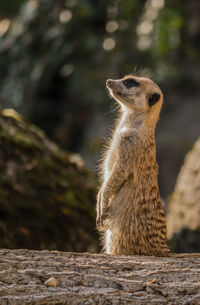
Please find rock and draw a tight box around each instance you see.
[44,277,57,287]
[0,249,200,304]
[0,109,98,252]
[167,138,200,252]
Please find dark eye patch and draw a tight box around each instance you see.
[123,78,139,89]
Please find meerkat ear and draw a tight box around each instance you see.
[148,93,160,107]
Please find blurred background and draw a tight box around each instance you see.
[0,0,199,253]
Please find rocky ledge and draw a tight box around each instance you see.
[0,249,200,304]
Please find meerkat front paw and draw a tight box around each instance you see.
[96,188,109,227]
[96,206,109,227]
[96,209,109,228]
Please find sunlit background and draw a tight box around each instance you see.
[0,0,199,252]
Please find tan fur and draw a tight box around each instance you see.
[96,75,170,256]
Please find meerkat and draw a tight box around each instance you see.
[96,75,170,256]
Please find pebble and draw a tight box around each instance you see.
[44,277,57,287]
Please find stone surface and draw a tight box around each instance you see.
[167,138,200,252]
[0,249,200,304]
[0,109,98,252]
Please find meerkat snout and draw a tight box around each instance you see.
[106,79,124,99]
[106,79,122,93]
[106,79,113,87]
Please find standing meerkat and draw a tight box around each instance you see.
[96,75,170,256]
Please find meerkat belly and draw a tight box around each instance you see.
[104,183,134,250]
[108,182,138,223]
[104,176,167,256]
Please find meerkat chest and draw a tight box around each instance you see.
[103,127,131,180]
[104,139,118,180]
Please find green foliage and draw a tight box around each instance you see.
[157,5,184,56]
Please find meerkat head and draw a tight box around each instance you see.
[106,75,163,120]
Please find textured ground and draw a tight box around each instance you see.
[0,249,200,304]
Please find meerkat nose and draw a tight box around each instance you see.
[106,79,113,87]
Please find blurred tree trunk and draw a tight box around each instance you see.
[167,138,200,253]
[0,108,99,252]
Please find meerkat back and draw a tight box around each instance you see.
[96,75,170,257]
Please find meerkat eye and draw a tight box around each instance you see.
[123,78,139,89]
